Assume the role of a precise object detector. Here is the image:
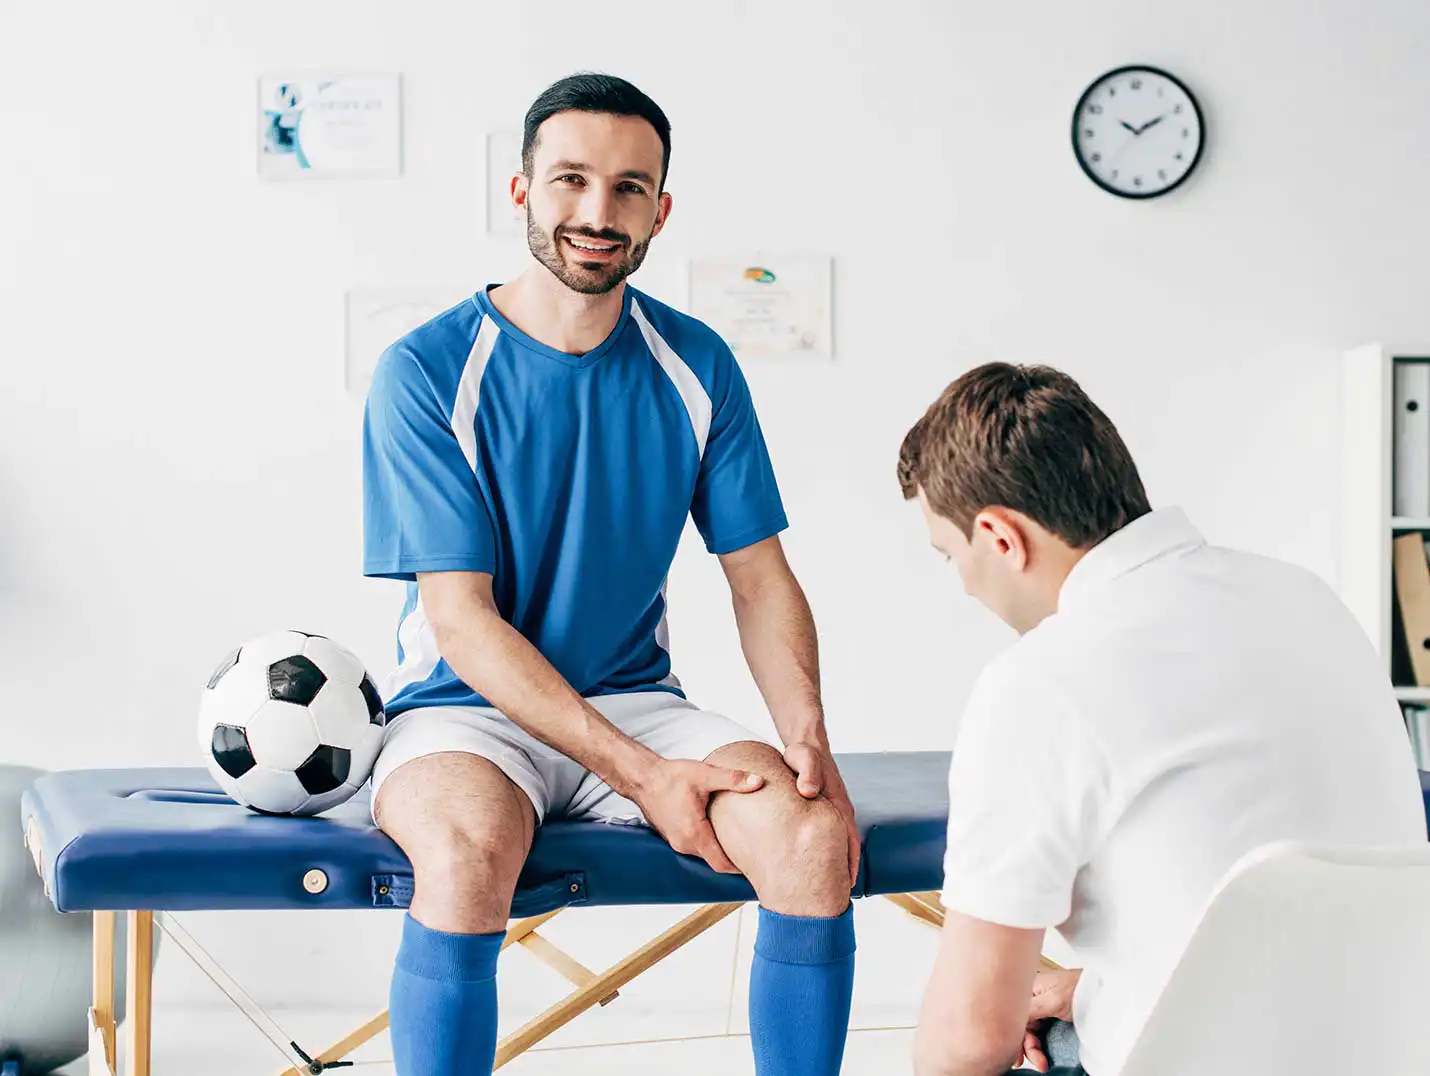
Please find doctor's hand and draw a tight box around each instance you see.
[1021,968,1083,1071]
[783,742,861,888]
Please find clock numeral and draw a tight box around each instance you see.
[1182,128,1190,137]
[1084,128,1095,138]
[1110,169,1119,180]
[1131,78,1143,90]
[1133,176,1143,187]
[1088,103,1103,115]
[1091,152,1102,163]
[1173,103,1183,114]
[1108,86,1117,96]
[1175,152,1184,161]
[1158,169,1168,180]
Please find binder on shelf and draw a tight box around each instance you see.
[1407,705,1424,767]
[1393,361,1430,517]
[1407,705,1430,769]
[1393,532,1430,685]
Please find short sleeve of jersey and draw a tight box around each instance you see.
[362,346,497,581]
[689,349,788,554]
[940,655,1115,930]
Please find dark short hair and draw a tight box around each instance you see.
[898,362,1151,548]
[522,73,672,190]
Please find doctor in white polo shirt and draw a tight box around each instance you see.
[898,362,1425,1076]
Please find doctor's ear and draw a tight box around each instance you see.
[974,510,1030,567]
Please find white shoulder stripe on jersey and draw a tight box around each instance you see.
[382,597,441,701]
[450,314,502,473]
[631,299,712,459]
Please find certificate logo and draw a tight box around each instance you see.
[742,267,777,284]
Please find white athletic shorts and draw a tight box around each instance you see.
[370,690,768,824]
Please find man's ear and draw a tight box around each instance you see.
[650,190,674,238]
[976,509,1030,570]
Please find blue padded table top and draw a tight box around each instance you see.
[20,752,951,915]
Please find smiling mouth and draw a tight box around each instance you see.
[563,236,623,258]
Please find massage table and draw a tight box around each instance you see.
[20,751,966,1076]
[25,758,1430,1076]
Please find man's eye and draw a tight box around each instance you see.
[557,174,584,185]
[619,183,646,195]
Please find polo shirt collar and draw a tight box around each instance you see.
[1058,507,1205,613]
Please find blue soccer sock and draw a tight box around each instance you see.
[749,904,856,1076]
[389,913,503,1076]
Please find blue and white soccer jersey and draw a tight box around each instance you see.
[361,284,786,820]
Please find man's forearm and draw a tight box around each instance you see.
[730,569,826,747]
[433,604,659,798]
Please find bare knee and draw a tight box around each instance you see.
[375,752,534,934]
[705,743,850,916]
[754,799,850,916]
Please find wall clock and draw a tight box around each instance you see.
[1072,66,1204,199]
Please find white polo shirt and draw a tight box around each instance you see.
[940,507,1425,1076]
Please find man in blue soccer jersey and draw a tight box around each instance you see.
[362,74,859,1076]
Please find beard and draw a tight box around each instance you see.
[527,213,652,296]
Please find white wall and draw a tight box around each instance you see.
[4,0,1430,1043]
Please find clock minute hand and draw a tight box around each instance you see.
[1135,115,1167,135]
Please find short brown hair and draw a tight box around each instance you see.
[898,363,1150,547]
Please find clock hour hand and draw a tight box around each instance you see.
[1120,120,1139,134]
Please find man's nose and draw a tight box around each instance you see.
[574,182,619,233]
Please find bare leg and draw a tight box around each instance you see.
[374,751,536,1076]
[706,741,856,1076]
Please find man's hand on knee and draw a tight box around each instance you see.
[782,742,861,887]
[634,759,764,874]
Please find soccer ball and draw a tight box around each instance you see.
[197,630,386,816]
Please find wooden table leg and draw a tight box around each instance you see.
[92,911,117,1075]
[494,902,742,1068]
[125,912,154,1076]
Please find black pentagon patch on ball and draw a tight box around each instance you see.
[268,655,327,705]
[211,725,256,779]
[206,646,242,690]
[359,675,386,726]
[296,745,351,795]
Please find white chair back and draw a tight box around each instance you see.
[1118,841,1430,1076]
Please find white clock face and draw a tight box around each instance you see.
[1074,67,1203,198]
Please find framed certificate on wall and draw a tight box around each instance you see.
[344,287,465,397]
[258,74,403,179]
[685,256,834,360]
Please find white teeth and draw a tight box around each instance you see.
[567,238,617,252]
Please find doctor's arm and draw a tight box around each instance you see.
[913,911,1045,1076]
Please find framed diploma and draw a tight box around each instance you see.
[485,130,526,236]
[344,287,466,397]
[258,74,403,179]
[685,256,834,359]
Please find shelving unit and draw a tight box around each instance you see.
[1340,345,1430,715]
